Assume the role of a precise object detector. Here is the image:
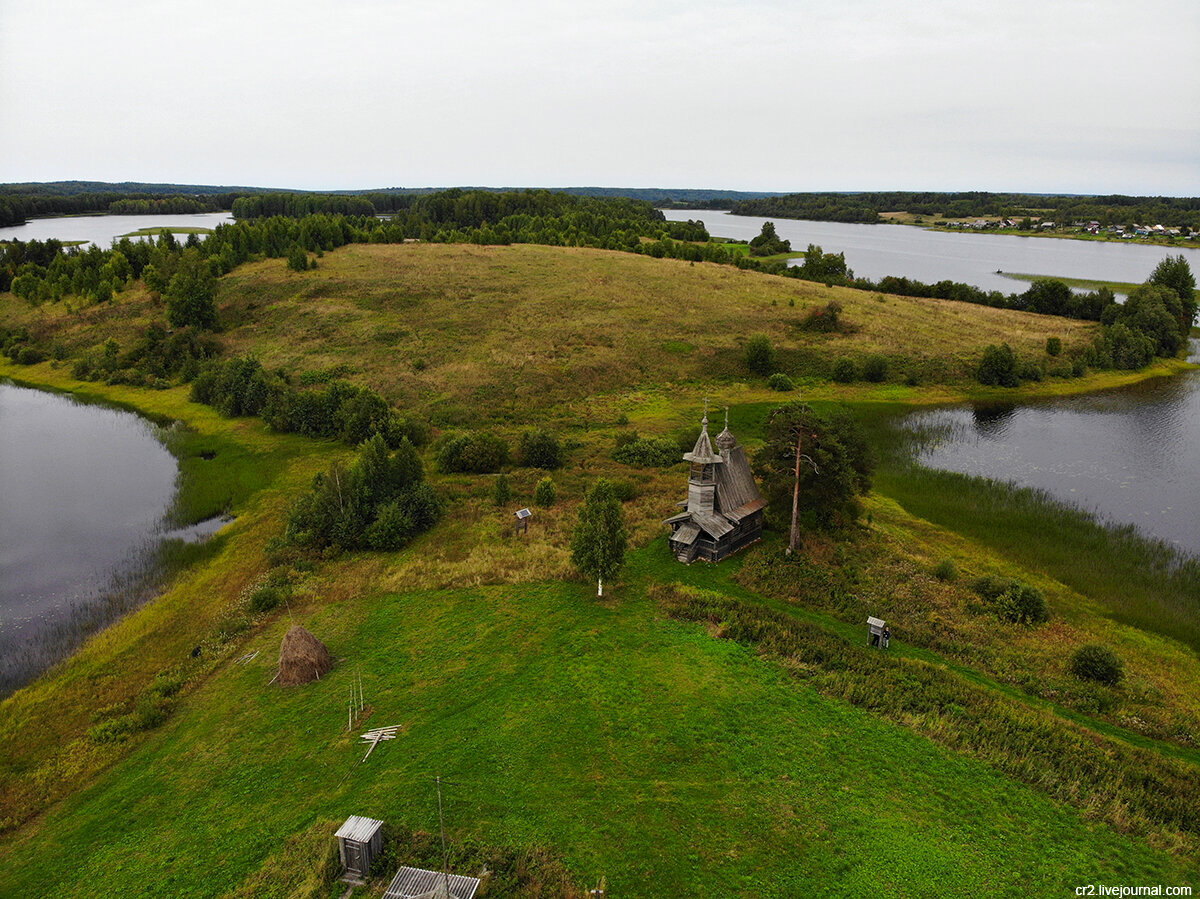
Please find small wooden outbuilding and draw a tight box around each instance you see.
[867,616,889,649]
[335,815,384,880]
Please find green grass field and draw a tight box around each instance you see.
[1,243,1198,896]
[1,542,1194,898]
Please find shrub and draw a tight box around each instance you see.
[973,576,1048,625]
[493,473,512,507]
[16,346,45,365]
[767,372,794,392]
[436,431,510,473]
[1017,359,1043,382]
[249,586,283,614]
[933,559,958,582]
[831,358,857,383]
[612,436,680,468]
[800,301,846,333]
[1070,644,1124,685]
[976,343,1019,387]
[285,244,310,272]
[862,355,889,383]
[518,428,563,469]
[745,334,776,375]
[534,476,557,507]
[1046,336,1062,356]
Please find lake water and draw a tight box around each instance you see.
[0,212,234,248]
[0,383,231,693]
[897,340,1200,557]
[0,383,180,618]
[661,209,1200,296]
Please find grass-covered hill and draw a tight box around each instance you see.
[1,243,1198,897]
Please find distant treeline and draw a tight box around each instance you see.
[3,191,1192,383]
[1,191,707,300]
[731,192,1200,230]
[0,190,238,227]
[0,181,783,227]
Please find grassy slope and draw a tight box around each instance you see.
[4,243,1121,425]
[2,244,1198,894]
[0,545,1193,898]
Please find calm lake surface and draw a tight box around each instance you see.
[0,212,234,248]
[897,341,1200,557]
[661,209,1200,295]
[0,383,180,620]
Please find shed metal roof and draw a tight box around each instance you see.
[335,815,384,844]
[383,866,480,899]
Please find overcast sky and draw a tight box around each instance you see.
[2,0,1197,194]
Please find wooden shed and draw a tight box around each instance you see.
[867,616,889,649]
[335,815,384,879]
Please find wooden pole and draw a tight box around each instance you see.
[788,429,802,554]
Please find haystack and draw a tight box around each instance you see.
[277,625,332,686]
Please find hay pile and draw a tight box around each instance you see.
[277,625,332,686]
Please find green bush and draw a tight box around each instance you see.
[766,372,794,391]
[436,431,510,473]
[249,586,283,613]
[973,576,1048,625]
[862,355,889,383]
[745,334,776,375]
[976,343,1019,387]
[933,559,958,582]
[534,476,557,507]
[612,436,680,468]
[1070,644,1124,685]
[831,358,857,383]
[15,346,45,365]
[518,428,563,469]
[493,474,512,507]
[1046,336,1062,356]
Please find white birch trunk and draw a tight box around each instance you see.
[597,577,603,597]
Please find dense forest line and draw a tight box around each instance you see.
[0,191,237,227]
[0,191,709,300]
[0,181,781,228]
[731,192,1200,230]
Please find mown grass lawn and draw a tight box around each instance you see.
[2,543,1193,897]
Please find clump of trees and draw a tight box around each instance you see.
[165,249,219,330]
[754,402,875,532]
[284,434,441,553]
[748,221,791,256]
[190,357,426,447]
